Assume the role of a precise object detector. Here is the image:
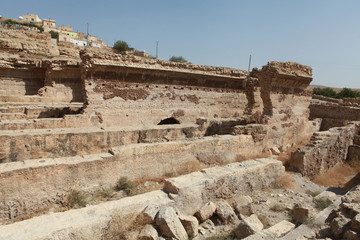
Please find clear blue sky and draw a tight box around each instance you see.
[2,0,359,88]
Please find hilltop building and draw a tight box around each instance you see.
[21,14,41,23]
[42,19,56,32]
[16,13,108,48]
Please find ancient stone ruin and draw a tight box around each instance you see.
[0,26,359,239]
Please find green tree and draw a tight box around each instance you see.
[169,56,188,63]
[337,88,360,99]
[49,30,58,39]
[113,40,130,52]
[313,87,360,99]
[313,87,337,98]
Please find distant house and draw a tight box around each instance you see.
[59,25,72,32]
[130,48,149,58]
[15,13,108,48]
[42,19,56,32]
[70,38,88,47]
[22,14,41,23]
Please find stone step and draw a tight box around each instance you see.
[0,95,57,103]
[0,156,282,233]
[0,106,25,113]
[0,115,91,131]
[0,101,83,108]
[0,124,199,162]
[0,103,83,121]
[0,113,27,120]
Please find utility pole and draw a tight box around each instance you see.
[86,23,89,47]
[248,54,252,72]
[156,41,159,58]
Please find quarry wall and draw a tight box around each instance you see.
[0,25,316,223]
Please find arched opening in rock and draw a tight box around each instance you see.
[157,117,180,125]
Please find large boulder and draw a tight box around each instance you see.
[155,207,188,240]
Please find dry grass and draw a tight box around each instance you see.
[313,164,359,187]
[277,172,296,189]
[101,211,143,240]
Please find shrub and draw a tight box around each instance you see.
[305,190,321,197]
[1,19,44,32]
[270,204,287,212]
[113,40,130,52]
[49,30,58,39]
[337,88,360,99]
[313,87,360,99]
[165,172,176,178]
[313,87,337,98]
[314,197,332,210]
[98,187,114,199]
[277,173,295,189]
[115,177,135,195]
[66,190,87,208]
[169,56,188,63]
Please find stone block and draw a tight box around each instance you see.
[343,230,359,240]
[233,195,253,217]
[354,135,360,145]
[351,213,360,231]
[234,214,263,239]
[261,220,295,238]
[139,224,159,240]
[330,216,351,238]
[178,214,199,237]
[195,202,216,223]
[138,204,160,224]
[315,191,336,202]
[292,203,310,224]
[215,200,239,225]
[155,207,188,240]
[270,147,281,155]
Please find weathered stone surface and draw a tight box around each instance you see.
[139,224,159,240]
[330,216,351,238]
[198,219,216,235]
[178,214,199,237]
[270,147,281,155]
[261,220,295,238]
[155,207,188,240]
[351,213,360,231]
[292,203,310,224]
[138,204,160,224]
[244,220,295,239]
[343,230,359,240]
[215,200,239,225]
[233,195,253,217]
[315,191,337,202]
[164,159,284,216]
[195,202,216,223]
[290,122,359,178]
[234,214,263,239]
